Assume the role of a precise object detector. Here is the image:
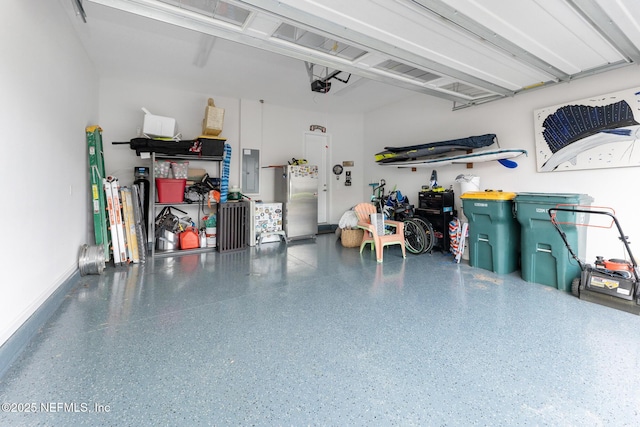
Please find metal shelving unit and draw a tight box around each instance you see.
[150,152,223,257]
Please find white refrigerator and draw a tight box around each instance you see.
[274,165,318,241]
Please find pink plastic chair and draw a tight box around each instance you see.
[353,203,406,262]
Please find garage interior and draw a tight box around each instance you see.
[1,0,640,424]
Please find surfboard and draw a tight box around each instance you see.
[378,148,527,168]
[375,134,497,163]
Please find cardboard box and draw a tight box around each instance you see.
[202,98,224,136]
[142,107,176,138]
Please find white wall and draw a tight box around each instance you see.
[259,103,364,222]
[0,0,99,346]
[324,113,366,222]
[99,83,365,225]
[99,79,241,187]
[364,66,640,261]
[6,0,636,353]
[0,0,363,347]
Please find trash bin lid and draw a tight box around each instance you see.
[514,192,594,204]
[460,190,516,200]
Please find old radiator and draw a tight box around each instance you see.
[217,201,249,253]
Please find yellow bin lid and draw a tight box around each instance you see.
[460,190,517,200]
[198,135,227,140]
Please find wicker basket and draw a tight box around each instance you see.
[341,228,363,248]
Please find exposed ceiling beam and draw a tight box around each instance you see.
[71,0,87,22]
[87,0,500,104]
[568,0,640,63]
[408,0,570,82]
[234,0,517,96]
[85,0,639,109]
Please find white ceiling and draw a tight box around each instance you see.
[69,0,640,114]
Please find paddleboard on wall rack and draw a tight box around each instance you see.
[378,148,528,168]
[375,134,497,163]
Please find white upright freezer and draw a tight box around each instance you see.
[274,165,318,241]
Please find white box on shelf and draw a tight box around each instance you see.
[141,107,176,138]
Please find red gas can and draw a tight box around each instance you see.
[179,227,200,250]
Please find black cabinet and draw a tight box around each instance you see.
[415,190,455,252]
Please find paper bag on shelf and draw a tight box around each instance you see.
[202,98,224,136]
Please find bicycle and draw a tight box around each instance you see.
[409,216,435,254]
[377,190,435,254]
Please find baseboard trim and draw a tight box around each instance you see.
[318,223,338,234]
[0,269,81,380]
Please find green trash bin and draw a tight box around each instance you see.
[514,193,593,291]
[461,191,520,274]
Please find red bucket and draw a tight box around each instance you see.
[156,178,186,203]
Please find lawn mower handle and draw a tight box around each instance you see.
[548,207,638,272]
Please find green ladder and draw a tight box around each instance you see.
[86,126,110,262]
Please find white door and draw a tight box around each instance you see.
[304,132,329,224]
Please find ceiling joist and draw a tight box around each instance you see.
[85,0,640,108]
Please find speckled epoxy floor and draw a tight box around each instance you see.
[1,234,640,426]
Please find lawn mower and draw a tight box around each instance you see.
[549,206,640,315]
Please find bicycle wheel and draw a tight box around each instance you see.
[412,217,435,253]
[403,219,427,254]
